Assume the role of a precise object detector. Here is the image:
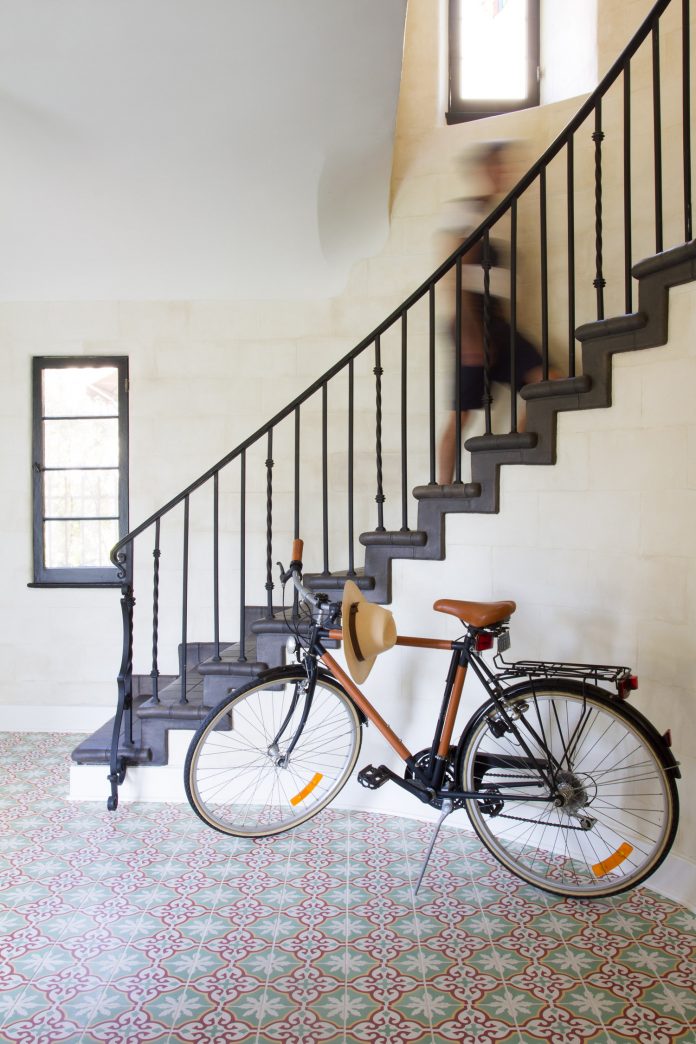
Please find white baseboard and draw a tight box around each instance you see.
[0,705,112,733]
[70,739,696,912]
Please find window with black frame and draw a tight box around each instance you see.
[447,0,540,124]
[31,357,129,586]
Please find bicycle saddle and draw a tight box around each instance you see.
[433,598,516,628]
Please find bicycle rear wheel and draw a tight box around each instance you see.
[457,681,679,897]
[185,667,362,837]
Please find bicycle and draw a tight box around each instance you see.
[184,539,680,898]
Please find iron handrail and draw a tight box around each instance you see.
[110,0,674,572]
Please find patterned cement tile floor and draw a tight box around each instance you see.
[0,734,695,1044]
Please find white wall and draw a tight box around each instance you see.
[0,0,406,301]
[541,0,598,106]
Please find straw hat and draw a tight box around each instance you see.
[341,580,397,684]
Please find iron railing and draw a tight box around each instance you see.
[106,0,693,808]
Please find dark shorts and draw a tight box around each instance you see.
[453,314,543,411]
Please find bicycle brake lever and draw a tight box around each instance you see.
[277,560,293,584]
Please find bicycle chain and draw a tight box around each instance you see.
[480,773,592,832]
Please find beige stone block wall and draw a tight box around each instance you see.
[382,282,696,867]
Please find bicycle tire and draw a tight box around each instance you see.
[456,680,679,898]
[185,666,362,838]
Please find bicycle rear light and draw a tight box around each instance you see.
[618,674,639,699]
[475,632,494,652]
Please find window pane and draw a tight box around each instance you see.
[44,519,119,569]
[457,0,529,101]
[42,366,118,417]
[44,469,119,518]
[43,418,119,468]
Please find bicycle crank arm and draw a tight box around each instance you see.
[358,763,436,805]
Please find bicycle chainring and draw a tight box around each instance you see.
[405,747,458,809]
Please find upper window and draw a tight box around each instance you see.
[31,357,129,586]
[447,0,540,124]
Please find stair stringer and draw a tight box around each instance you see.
[368,239,696,605]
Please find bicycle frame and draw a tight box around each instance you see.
[310,622,558,807]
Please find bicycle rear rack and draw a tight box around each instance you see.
[494,655,633,689]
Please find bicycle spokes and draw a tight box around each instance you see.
[461,687,676,897]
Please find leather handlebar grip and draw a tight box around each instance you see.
[291,538,304,563]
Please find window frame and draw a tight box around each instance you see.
[30,355,129,588]
[447,0,540,124]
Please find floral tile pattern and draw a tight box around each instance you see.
[0,732,694,1043]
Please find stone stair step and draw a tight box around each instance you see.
[71,695,153,766]
[304,570,375,592]
[412,481,481,501]
[520,375,592,401]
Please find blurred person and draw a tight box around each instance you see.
[437,141,562,486]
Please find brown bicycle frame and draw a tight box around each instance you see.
[322,631,467,767]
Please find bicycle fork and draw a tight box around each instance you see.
[268,663,316,765]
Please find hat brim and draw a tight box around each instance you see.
[341,580,374,683]
[343,580,396,684]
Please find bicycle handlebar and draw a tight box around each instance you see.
[278,538,319,608]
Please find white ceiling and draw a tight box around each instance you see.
[0,0,407,301]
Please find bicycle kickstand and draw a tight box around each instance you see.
[414,797,454,895]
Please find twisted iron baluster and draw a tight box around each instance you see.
[593,100,606,320]
[150,520,161,703]
[374,337,385,531]
[265,430,274,617]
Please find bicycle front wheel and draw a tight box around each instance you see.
[458,682,679,898]
[185,667,362,838]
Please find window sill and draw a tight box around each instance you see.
[28,581,125,590]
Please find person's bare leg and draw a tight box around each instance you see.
[438,410,470,485]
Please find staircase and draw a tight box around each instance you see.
[70,0,696,810]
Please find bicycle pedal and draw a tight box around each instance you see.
[357,764,391,790]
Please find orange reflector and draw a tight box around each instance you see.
[592,842,634,878]
[290,772,324,807]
